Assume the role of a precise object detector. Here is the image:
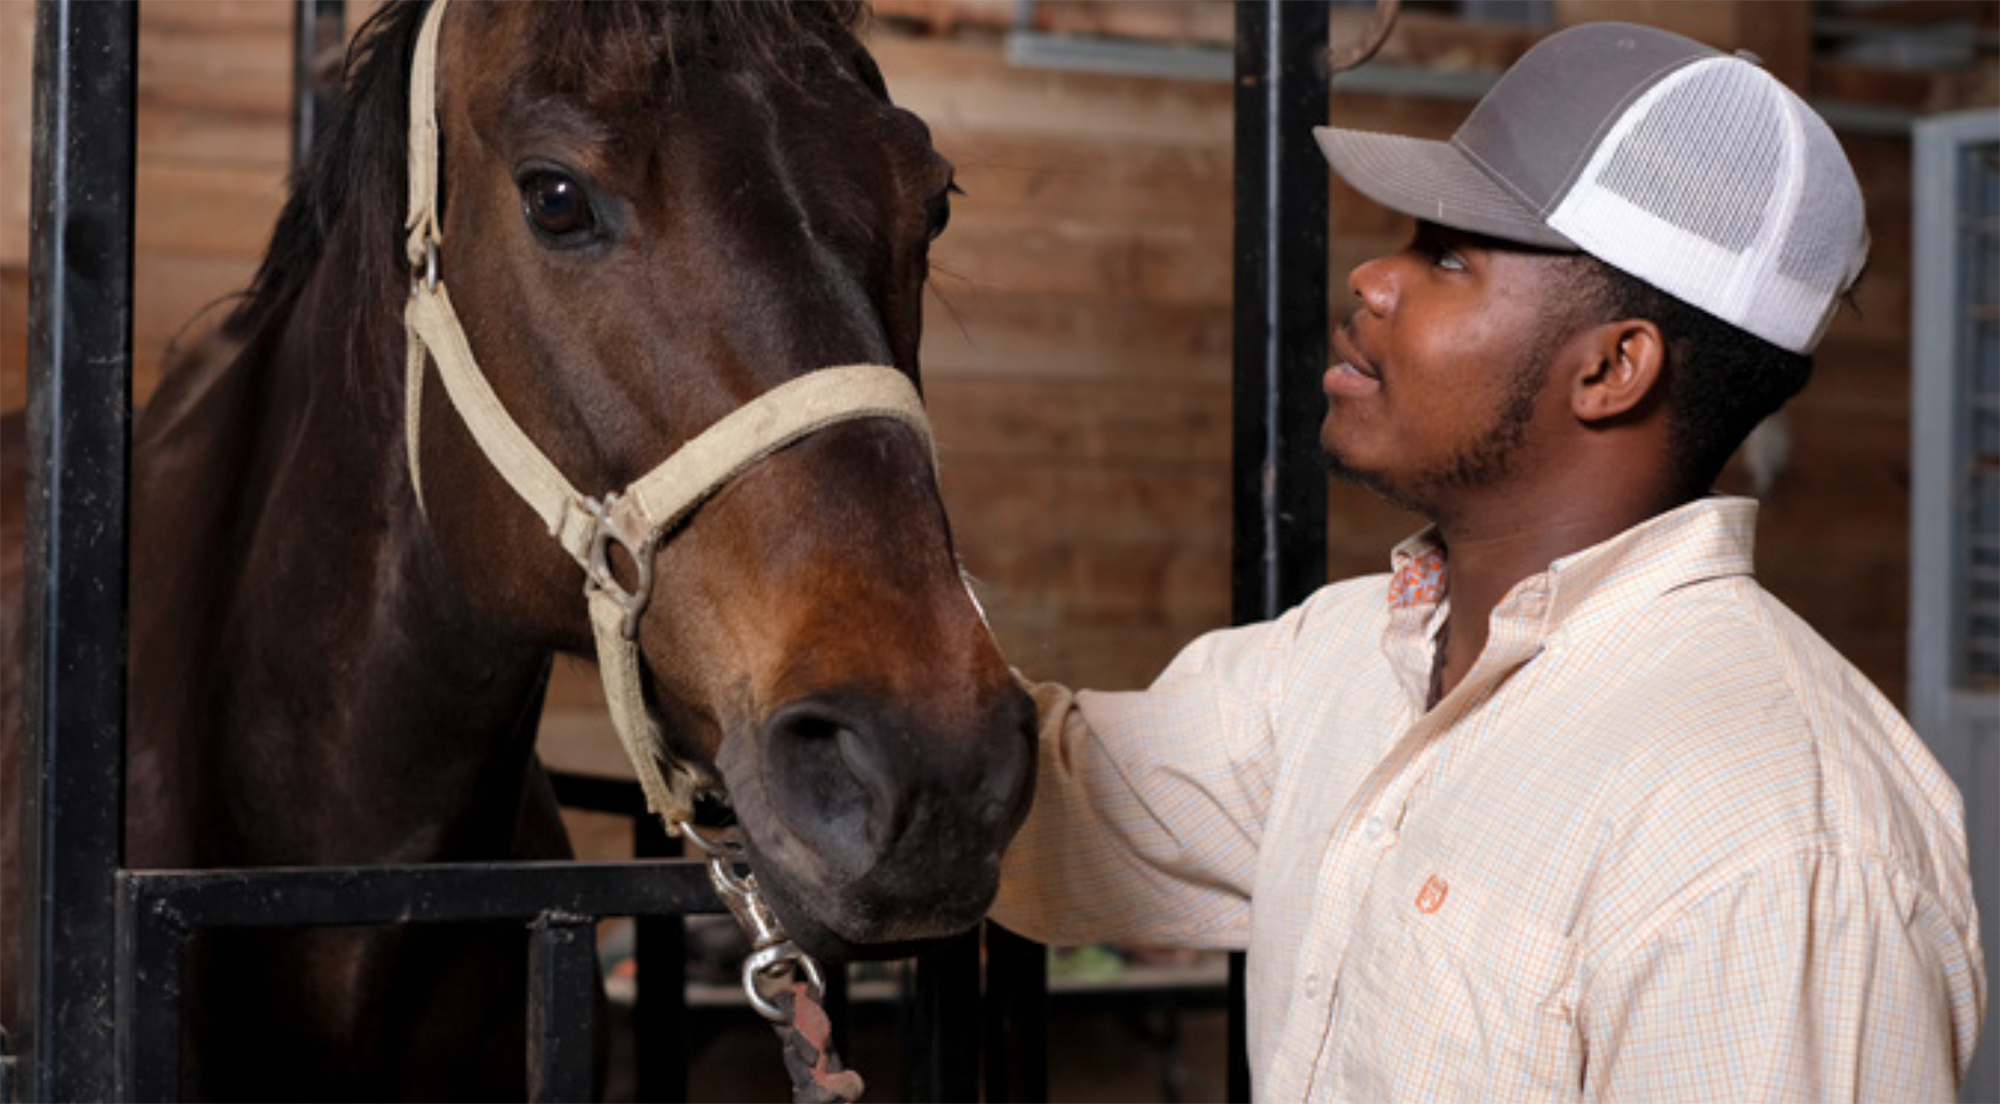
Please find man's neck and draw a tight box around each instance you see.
[1427,502,1665,704]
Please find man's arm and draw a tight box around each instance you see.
[989,607,1306,950]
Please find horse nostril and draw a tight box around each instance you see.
[760,699,904,867]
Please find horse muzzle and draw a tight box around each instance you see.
[715,681,1038,960]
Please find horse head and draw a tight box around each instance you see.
[403,0,1034,958]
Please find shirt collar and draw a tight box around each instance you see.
[1378,497,1759,714]
[1385,496,1760,634]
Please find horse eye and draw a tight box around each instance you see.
[520,170,595,240]
[925,181,959,242]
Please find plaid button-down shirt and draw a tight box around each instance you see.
[992,497,1985,1100]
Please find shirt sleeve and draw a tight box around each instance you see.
[988,610,1299,950]
[1581,845,1984,1102]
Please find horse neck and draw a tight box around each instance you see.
[128,271,554,869]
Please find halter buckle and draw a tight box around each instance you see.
[583,493,653,639]
[411,237,439,292]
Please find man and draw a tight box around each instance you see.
[990,22,1985,1101]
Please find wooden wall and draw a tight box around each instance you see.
[2,1,1988,728]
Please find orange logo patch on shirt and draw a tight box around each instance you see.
[1415,874,1449,914]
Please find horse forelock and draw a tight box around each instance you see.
[520,1,869,96]
[233,0,875,411]
[236,0,426,407]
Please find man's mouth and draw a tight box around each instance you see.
[1325,330,1382,397]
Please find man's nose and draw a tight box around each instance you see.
[1347,255,1394,317]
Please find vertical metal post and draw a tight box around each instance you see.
[18,1,138,1100]
[1230,1,1330,1101]
[527,912,599,1104]
[291,0,345,171]
[902,928,982,1102]
[982,922,1048,1103]
[115,880,188,1103]
[631,817,688,1102]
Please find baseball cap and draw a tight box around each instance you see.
[1314,22,1868,355]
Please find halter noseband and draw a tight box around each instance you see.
[400,0,935,833]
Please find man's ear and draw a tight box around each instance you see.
[1570,319,1665,424]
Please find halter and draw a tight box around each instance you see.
[401,0,934,836]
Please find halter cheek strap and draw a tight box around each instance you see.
[401,0,935,831]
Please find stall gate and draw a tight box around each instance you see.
[3,0,1328,1100]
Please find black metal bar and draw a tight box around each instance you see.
[632,815,688,1103]
[551,770,654,819]
[291,0,345,171]
[0,1030,16,1104]
[528,913,600,1104]
[982,922,1048,1103]
[116,881,189,1103]
[115,861,722,1098]
[901,927,982,1102]
[18,1,139,1100]
[119,859,722,928]
[1230,2,1331,1102]
[823,959,852,1064]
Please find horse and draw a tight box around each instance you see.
[0,1,1037,1098]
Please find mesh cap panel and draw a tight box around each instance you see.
[1596,63,1783,253]
[1548,57,1869,353]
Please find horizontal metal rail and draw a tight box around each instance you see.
[116,859,723,1103]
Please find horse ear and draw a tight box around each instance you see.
[848,42,890,101]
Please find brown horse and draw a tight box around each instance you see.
[0,1,1035,1098]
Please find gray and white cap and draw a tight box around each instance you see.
[1315,22,1868,355]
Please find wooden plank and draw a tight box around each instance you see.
[918,288,1235,383]
[872,3,1537,74]
[131,252,259,406]
[987,619,1220,691]
[942,463,1228,549]
[2,265,24,413]
[137,0,293,111]
[1553,1,1812,88]
[0,1,31,268]
[873,1,1234,45]
[924,377,1230,468]
[1028,1,1235,46]
[935,209,1230,306]
[135,161,289,260]
[935,135,1231,227]
[873,36,1234,148]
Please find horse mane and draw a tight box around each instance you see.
[234,0,871,394]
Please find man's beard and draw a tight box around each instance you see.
[1320,353,1551,520]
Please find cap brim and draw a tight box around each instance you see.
[1314,125,1576,251]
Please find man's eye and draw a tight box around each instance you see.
[520,170,595,240]
[1431,244,1467,272]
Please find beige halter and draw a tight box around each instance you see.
[401,0,935,832]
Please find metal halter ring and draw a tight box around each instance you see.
[583,494,654,639]
[743,941,828,1024]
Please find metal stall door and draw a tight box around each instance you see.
[1910,105,2000,1104]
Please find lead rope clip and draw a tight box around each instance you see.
[680,823,863,1103]
[679,823,827,1023]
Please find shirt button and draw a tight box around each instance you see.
[1303,970,1322,999]
[1361,815,1384,842]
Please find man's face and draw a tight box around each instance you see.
[1321,222,1582,518]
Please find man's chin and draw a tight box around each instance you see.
[1319,449,1436,519]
